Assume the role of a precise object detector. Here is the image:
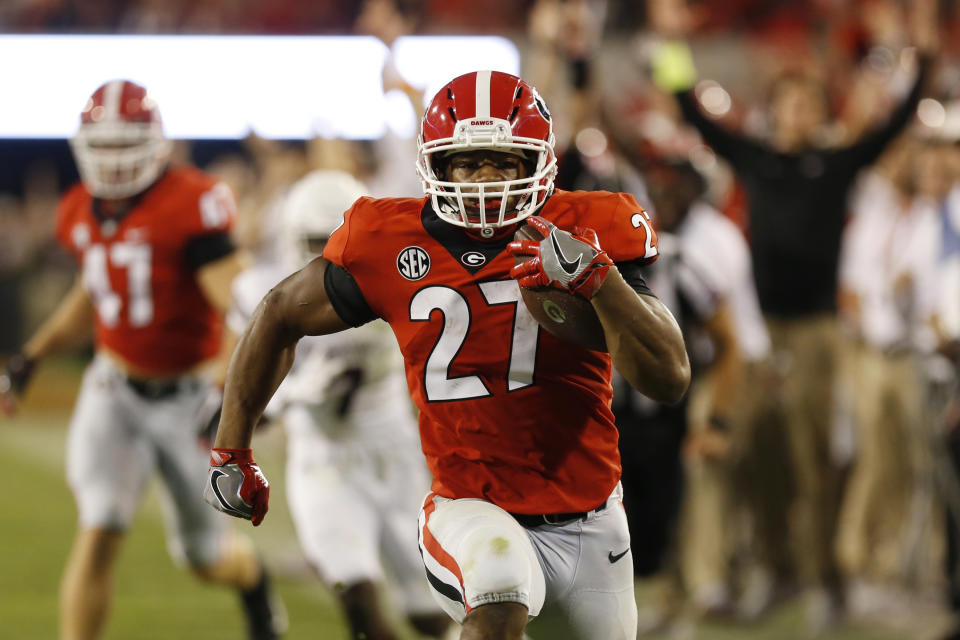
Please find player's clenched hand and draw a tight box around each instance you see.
[204,448,270,526]
[0,354,36,417]
[508,216,613,300]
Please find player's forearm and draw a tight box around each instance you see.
[214,291,299,449]
[22,280,94,361]
[592,269,690,403]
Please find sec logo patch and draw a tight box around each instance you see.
[397,246,431,281]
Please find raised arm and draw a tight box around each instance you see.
[838,54,931,171]
[650,39,765,169]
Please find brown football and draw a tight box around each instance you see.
[513,223,608,352]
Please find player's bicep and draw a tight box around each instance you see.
[267,258,355,337]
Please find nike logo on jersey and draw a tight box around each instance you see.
[550,233,582,275]
[608,548,629,564]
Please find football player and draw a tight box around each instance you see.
[227,169,450,639]
[0,80,285,640]
[205,70,689,640]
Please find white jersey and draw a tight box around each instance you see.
[840,172,941,352]
[228,263,419,453]
[938,184,960,339]
[678,201,772,362]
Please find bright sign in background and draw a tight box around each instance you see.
[0,35,520,139]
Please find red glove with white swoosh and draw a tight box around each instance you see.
[204,448,269,526]
[508,216,613,299]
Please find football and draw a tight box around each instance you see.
[513,223,608,352]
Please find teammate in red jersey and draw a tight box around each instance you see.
[0,80,285,640]
[205,70,689,640]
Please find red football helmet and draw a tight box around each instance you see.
[69,80,173,199]
[417,70,557,232]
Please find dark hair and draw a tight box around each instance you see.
[766,70,830,117]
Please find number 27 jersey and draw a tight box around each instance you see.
[324,190,658,514]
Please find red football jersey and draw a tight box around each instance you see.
[55,166,236,376]
[324,190,659,513]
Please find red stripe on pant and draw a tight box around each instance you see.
[421,492,471,613]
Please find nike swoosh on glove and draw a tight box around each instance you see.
[204,448,270,526]
[508,216,613,299]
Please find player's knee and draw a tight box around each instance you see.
[74,527,125,573]
[460,525,533,602]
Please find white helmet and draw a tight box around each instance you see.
[281,170,368,267]
[69,79,173,199]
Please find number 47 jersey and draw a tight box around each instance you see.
[55,166,235,376]
[324,189,658,515]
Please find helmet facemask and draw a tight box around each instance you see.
[70,120,172,200]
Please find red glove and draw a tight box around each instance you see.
[203,448,269,526]
[508,216,613,299]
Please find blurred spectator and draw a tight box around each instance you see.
[0,195,32,354]
[619,157,740,635]
[836,133,944,618]
[648,0,937,634]
[227,136,309,261]
[18,160,76,345]
[654,158,795,624]
[938,137,960,640]
[354,0,426,198]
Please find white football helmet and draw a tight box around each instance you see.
[281,170,368,267]
[69,79,173,199]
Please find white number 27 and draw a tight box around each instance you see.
[409,281,540,401]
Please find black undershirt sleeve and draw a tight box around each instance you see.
[616,260,657,298]
[675,89,767,173]
[323,262,377,327]
[184,231,236,269]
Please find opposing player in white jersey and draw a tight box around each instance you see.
[227,169,451,640]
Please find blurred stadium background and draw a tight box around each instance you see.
[3,1,960,639]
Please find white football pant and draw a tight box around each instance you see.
[418,483,637,639]
[65,355,227,568]
[284,403,438,614]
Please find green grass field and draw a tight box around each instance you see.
[0,359,948,639]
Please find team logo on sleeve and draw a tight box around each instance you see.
[397,246,431,281]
